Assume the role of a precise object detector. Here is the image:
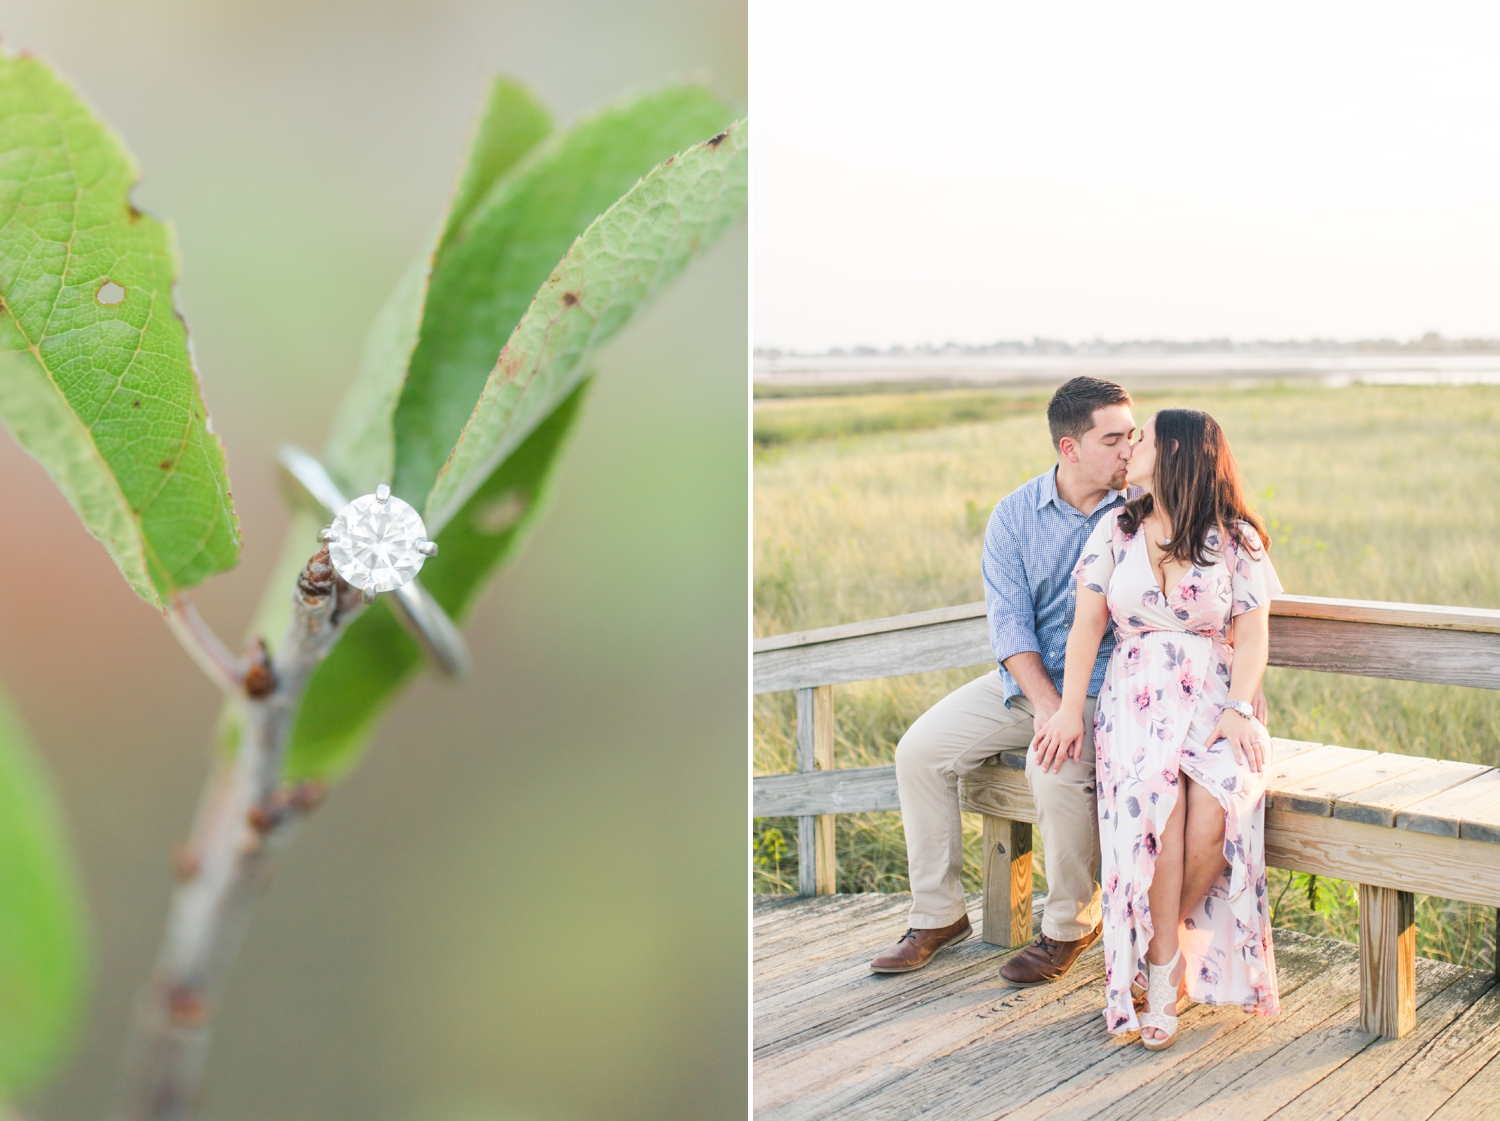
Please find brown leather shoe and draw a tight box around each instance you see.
[998,921,1103,986]
[869,914,972,973]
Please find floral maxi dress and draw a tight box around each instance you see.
[1075,511,1285,1035]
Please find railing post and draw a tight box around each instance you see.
[796,686,836,895]
[981,814,1033,946]
[1359,883,1416,1038]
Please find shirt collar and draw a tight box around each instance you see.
[1038,464,1126,514]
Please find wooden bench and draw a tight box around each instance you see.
[753,594,1500,1039]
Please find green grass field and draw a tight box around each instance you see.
[753,381,1500,968]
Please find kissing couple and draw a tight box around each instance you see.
[869,376,1283,1050]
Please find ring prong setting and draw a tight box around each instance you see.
[318,526,335,543]
[325,486,432,602]
[417,540,438,557]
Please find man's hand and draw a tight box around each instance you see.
[1031,693,1061,734]
[1252,681,1268,725]
[1031,706,1085,774]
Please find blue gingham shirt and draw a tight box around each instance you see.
[982,466,1137,705]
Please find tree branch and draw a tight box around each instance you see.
[109,548,359,1121]
[163,596,243,694]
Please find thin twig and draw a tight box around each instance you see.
[163,595,243,694]
[109,549,357,1121]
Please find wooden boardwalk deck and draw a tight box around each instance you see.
[754,893,1500,1120]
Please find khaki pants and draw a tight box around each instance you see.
[893,671,1101,940]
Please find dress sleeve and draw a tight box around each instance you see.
[1073,511,1121,596]
[1228,522,1284,616]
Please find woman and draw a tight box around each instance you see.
[1031,408,1282,1050]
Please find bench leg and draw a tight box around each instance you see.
[982,815,1033,947]
[1359,884,1415,1039]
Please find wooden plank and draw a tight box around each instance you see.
[1334,758,1492,827]
[753,594,1500,656]
[1267,615,1500,690]
[753,894,903,960]
[1398,769,1500,838]
[754,616,993,694]
[1352,982,1500,1119]
[1000,933,1355,1121]
[1271,737,1326,761]
[755,896,1033,1061]
[751,894,1500,1121]
[1212,959,1481,1121]
[1430,1040,1500,1119]
[981,815,1033,948]
[1270,594,1500,633]
[1359,884,1415,1038]
[1461,798,1500,846]
[753,601,987,653]
[755,915,1082,1113]
[755,897,1056,1065]
[1112,937,1362,1121]
[1272,751,1428,817]
[1265,809,1500,908]
[795,686,836,895]
[753,765,899,818]
[1263,744,1372,809]
[754,595,1500,696]
[771,947,1117,1121]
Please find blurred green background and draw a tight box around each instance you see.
[0,2,746,1119]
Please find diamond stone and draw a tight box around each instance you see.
[327,492,430,595]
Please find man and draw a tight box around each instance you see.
[870,376,1136,984]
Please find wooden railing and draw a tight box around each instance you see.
[752,594,1500,1038]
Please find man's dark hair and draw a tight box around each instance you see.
[1046,376,1132,449]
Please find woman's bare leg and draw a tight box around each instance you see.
[1143,775,1188,1040]
[1180,775,1229,917]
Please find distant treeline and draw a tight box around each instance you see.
[756,331,1500,360]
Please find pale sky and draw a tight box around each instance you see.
[753,2,1500,351]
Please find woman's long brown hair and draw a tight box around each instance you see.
[1118,408,1269,566]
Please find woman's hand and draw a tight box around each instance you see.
[1031,707,1085,774]
[1209,708,1268,773]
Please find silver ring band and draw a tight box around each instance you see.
[277,446,471,678]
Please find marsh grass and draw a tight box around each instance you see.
[753,382,1500,968]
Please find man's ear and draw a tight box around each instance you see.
[1058,436,1079,464]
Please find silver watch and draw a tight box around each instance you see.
[1224,699,1255,720]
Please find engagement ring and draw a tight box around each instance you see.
[320,484,438,604]
[277,447,470,678]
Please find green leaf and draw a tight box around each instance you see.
[423,117,747,533]
[444,79,555,242]
[322,78,553,496]
[0,53,239,607]
[0,686,87,1101]
[283,378,590,782]
[391,85,734,507]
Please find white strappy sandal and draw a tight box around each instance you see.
[1140,949,1182,1051]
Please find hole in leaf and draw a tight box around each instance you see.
[472,489,528,535]
[96,280,126,305]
